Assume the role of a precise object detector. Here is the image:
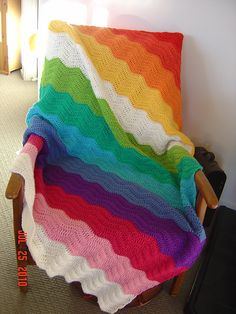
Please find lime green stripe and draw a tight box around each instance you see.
[41,58,195,174]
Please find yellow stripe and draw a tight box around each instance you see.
[78,26,182,128]
[48,21,194,153]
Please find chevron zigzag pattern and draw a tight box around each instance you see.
[12,21,205,313]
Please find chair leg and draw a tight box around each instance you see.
[16,229,29,293]
[17,263,28,293]
[169,272,186,296]
[13,186,29,292]
[16,234,29,293]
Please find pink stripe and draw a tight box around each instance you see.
[20,135,44,167]
[34,193,159,295]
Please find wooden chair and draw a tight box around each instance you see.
[5,169,218,307]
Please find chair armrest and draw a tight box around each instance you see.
[6,170,218,206]
[5,173,24,199]
[195,170,218,209]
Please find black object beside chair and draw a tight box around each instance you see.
[185,206,236,314]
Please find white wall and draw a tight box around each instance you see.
[39,0,236,208]
[21,0,38,80]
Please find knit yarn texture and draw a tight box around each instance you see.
[12,21,205,313]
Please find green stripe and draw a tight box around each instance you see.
[41,58,196,174]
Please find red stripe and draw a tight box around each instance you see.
[111,29,183,54]
[34,167,186,282]
[78,25,183,88]
[26,134,44,151]
[111,28,183,89]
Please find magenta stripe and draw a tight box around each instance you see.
[33,193,159,295]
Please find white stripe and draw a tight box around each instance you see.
[11,149,138,313]
[35,192,159,295]
[32,224,135,313]
[45,31,191,154]
[12,151,37,242]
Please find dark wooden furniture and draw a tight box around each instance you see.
[194,147,226,227]
[5,169,218,307]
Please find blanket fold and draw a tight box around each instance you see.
[12,21,205,313]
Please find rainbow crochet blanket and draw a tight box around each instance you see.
[13,21,205,313]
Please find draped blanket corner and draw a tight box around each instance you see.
[12,20,205,313]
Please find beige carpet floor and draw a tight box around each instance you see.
[0,71,198,314]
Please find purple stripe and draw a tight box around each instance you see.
[38,163,203,267]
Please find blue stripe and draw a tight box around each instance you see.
[24,116,205,240]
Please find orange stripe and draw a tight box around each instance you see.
[48,21,194,152]
[78,26,182,128]
[110,28,183,88]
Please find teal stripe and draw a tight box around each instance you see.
[26,102,198,209]
[40,57,199,175]
[37,85,200,182]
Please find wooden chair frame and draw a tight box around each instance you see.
[5,169,218,304]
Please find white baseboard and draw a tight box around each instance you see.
[219,199,236,210]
